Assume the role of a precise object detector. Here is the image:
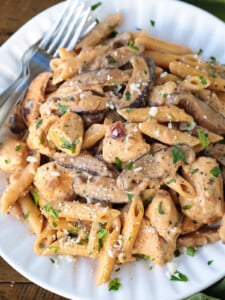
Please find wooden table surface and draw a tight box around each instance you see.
[0,3,68,299]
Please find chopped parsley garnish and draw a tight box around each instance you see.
[150,19,155,27]
[128,39,139,51]
[108,31,118,39]
[125,108,133,113]
[95,18,99,24]
[136,254,150,260]
[57,102,69,115]
[4,159,9,164]
[199,76,207,85]
[31,191,39,206]
[125,91,131,101]
[24,212,29,219]
[49,246,58,254]
[15,145,22,151]
[35,118,42,129]
[50,258,56,264]
[166,178,176,185]
[158,201,165,215]
[40,135,45,144]
[67,226,80,235]
[172,147,186,164]
[60,137,77,154]
[192,168,199,174]
[97,228,108,251]
[107,57,117,64]
[209,56,216,63]
[170,271,188,282]
[127,193,134,201]
[183,205,192,210]
[186,247,196,257]
[197,48,203,55]
[125,162,133,170]
[115,156,122,170]
[174,249,181,257]
[210,166,221,177]
[197,129,209,148]
[91,2,102,11]
[108,277,121,291]
[207,260,213,265]
[43,204,61,219]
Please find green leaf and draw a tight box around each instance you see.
[186,247,196,257]
[158,201,165,215]
[125,162,133,170]
[128,39,139,51]
[172,147,186,164]
[15,145,22,151]
[108,277,121,291]
[91,2,102,11]
[57,102,69,115]
[60,137,77,154]
[210,166,221,178]
[197,129,209,148]
[150,19,155,27]
[30,191,39,206]
[115,157,122,170]
[43,204,61,219]
[170,270,188,282]
[127,193,134,201]
[125,91,131,101]
[35,118,42,129]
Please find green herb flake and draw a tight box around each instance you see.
[209,56,216,63]
[91,2,102,11]
[136,254,150,260]
[107,57,117,64]
[31,191,39,206]
[172,147,186,164]
[57,102,69,115]
[40,135,45,144]
[108,31,118,39]
[35,118,42,129]
[197,129,209,148]
[50,258,55,264]
[170,271,188,282]
[125,162,133,170]
[43,204,61,220]
[60,137,77,154]
[24,211,29,219]
[125,91,131,101]
[199,76,207,85]
[150,19,155,27]
[128,39,139,51]
[97,228,108,251]
[127,193,134,201]
[158,201,165,215]
[197,48,203,55]
[49,246,58,254]
[108,277,121,291]
[207,260,213,265]
[183,205,192,210]
[192,168,199,174]
[186,247,196,257]
[15,145,22,151]
[95,18,99,24]
[125,108,133,113]
[166,178,176,185]
[115,156,122,170]
[4,159,9,164]
[174,249,181,257]
[210,166,221,178]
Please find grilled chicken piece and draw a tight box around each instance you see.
[180,156,224,224]
[178,228,220,247]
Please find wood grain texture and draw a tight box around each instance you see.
[0,2,70,299]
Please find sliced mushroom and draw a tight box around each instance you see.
[72,175,129,203]
[54,151,115,178]
[177,93,225,135]
[114,57,155,108]
[117,144,195,192]
[208,143,225,166]
[22,72,52,126]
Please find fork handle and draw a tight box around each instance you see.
[0,76,30,129]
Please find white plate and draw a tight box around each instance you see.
[0,1,225,299]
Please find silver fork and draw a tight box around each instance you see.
[0,0,95,129]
